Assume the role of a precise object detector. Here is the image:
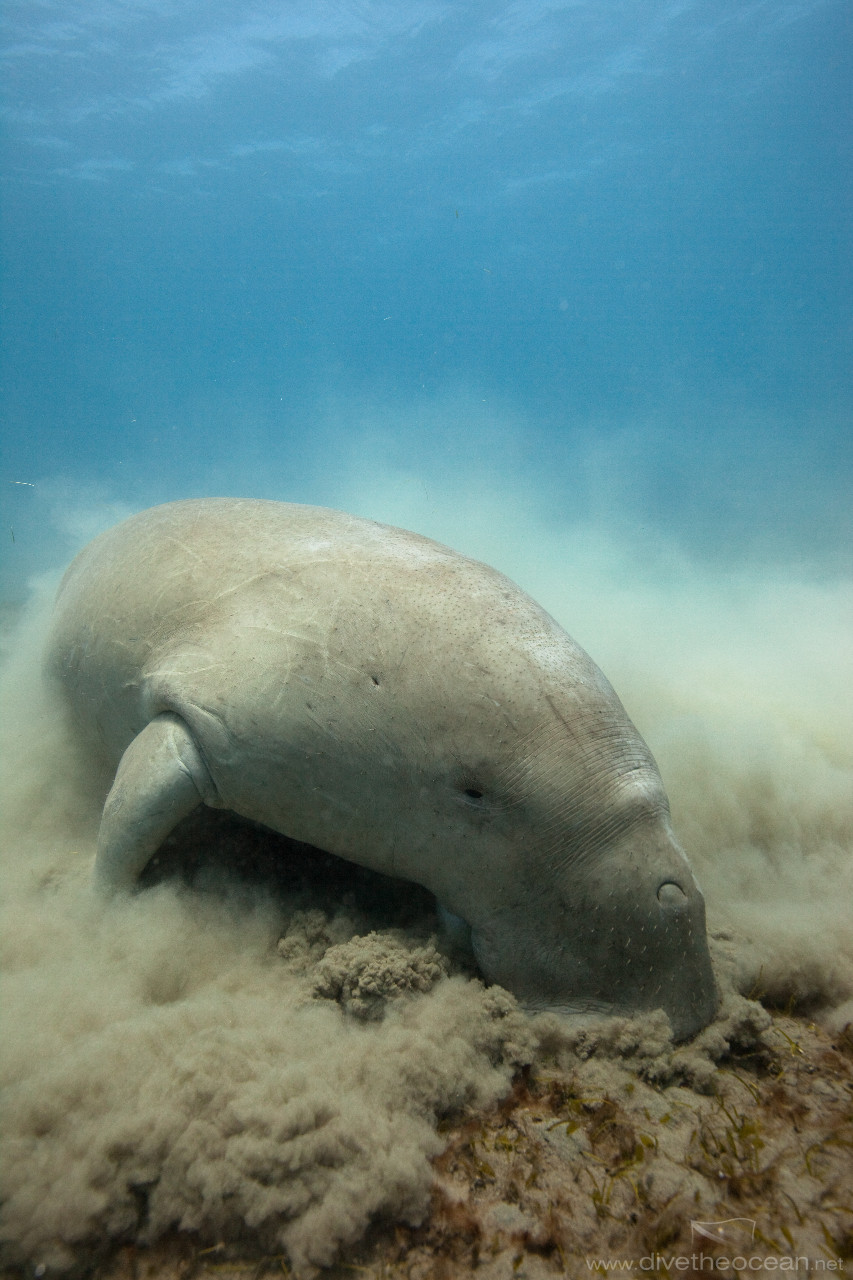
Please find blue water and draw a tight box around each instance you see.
[1,0,851,595]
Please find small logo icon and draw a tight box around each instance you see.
[690,1219,757,1247]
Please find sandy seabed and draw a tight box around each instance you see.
[1,540,851,1279]
[42,1010,853,1280]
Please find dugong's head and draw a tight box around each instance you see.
[463,765,717,1042]
[411,612,718,1043]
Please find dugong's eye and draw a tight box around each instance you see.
[453,772,492,808]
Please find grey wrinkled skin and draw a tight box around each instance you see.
[46,498,717,1040]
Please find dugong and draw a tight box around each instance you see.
[47,498,717,1040]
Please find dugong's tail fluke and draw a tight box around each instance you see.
[94,714,214,894]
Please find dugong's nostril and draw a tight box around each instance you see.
[657,881,688,909]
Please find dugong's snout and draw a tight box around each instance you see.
[626,883,717,1041]
[648,872,718,1040]
[560,820,719,1042]
[471,836,718,1043]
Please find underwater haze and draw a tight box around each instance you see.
[1,0,851,582]
[1,0,852,1273]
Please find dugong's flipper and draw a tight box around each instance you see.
[95,713,217,894]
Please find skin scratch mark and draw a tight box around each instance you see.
[165,536,205,563]
[154,660,225,680]
[545,694,581,743]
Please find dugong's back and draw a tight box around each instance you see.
[48,498,586,769]
[47,498,718,1041]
